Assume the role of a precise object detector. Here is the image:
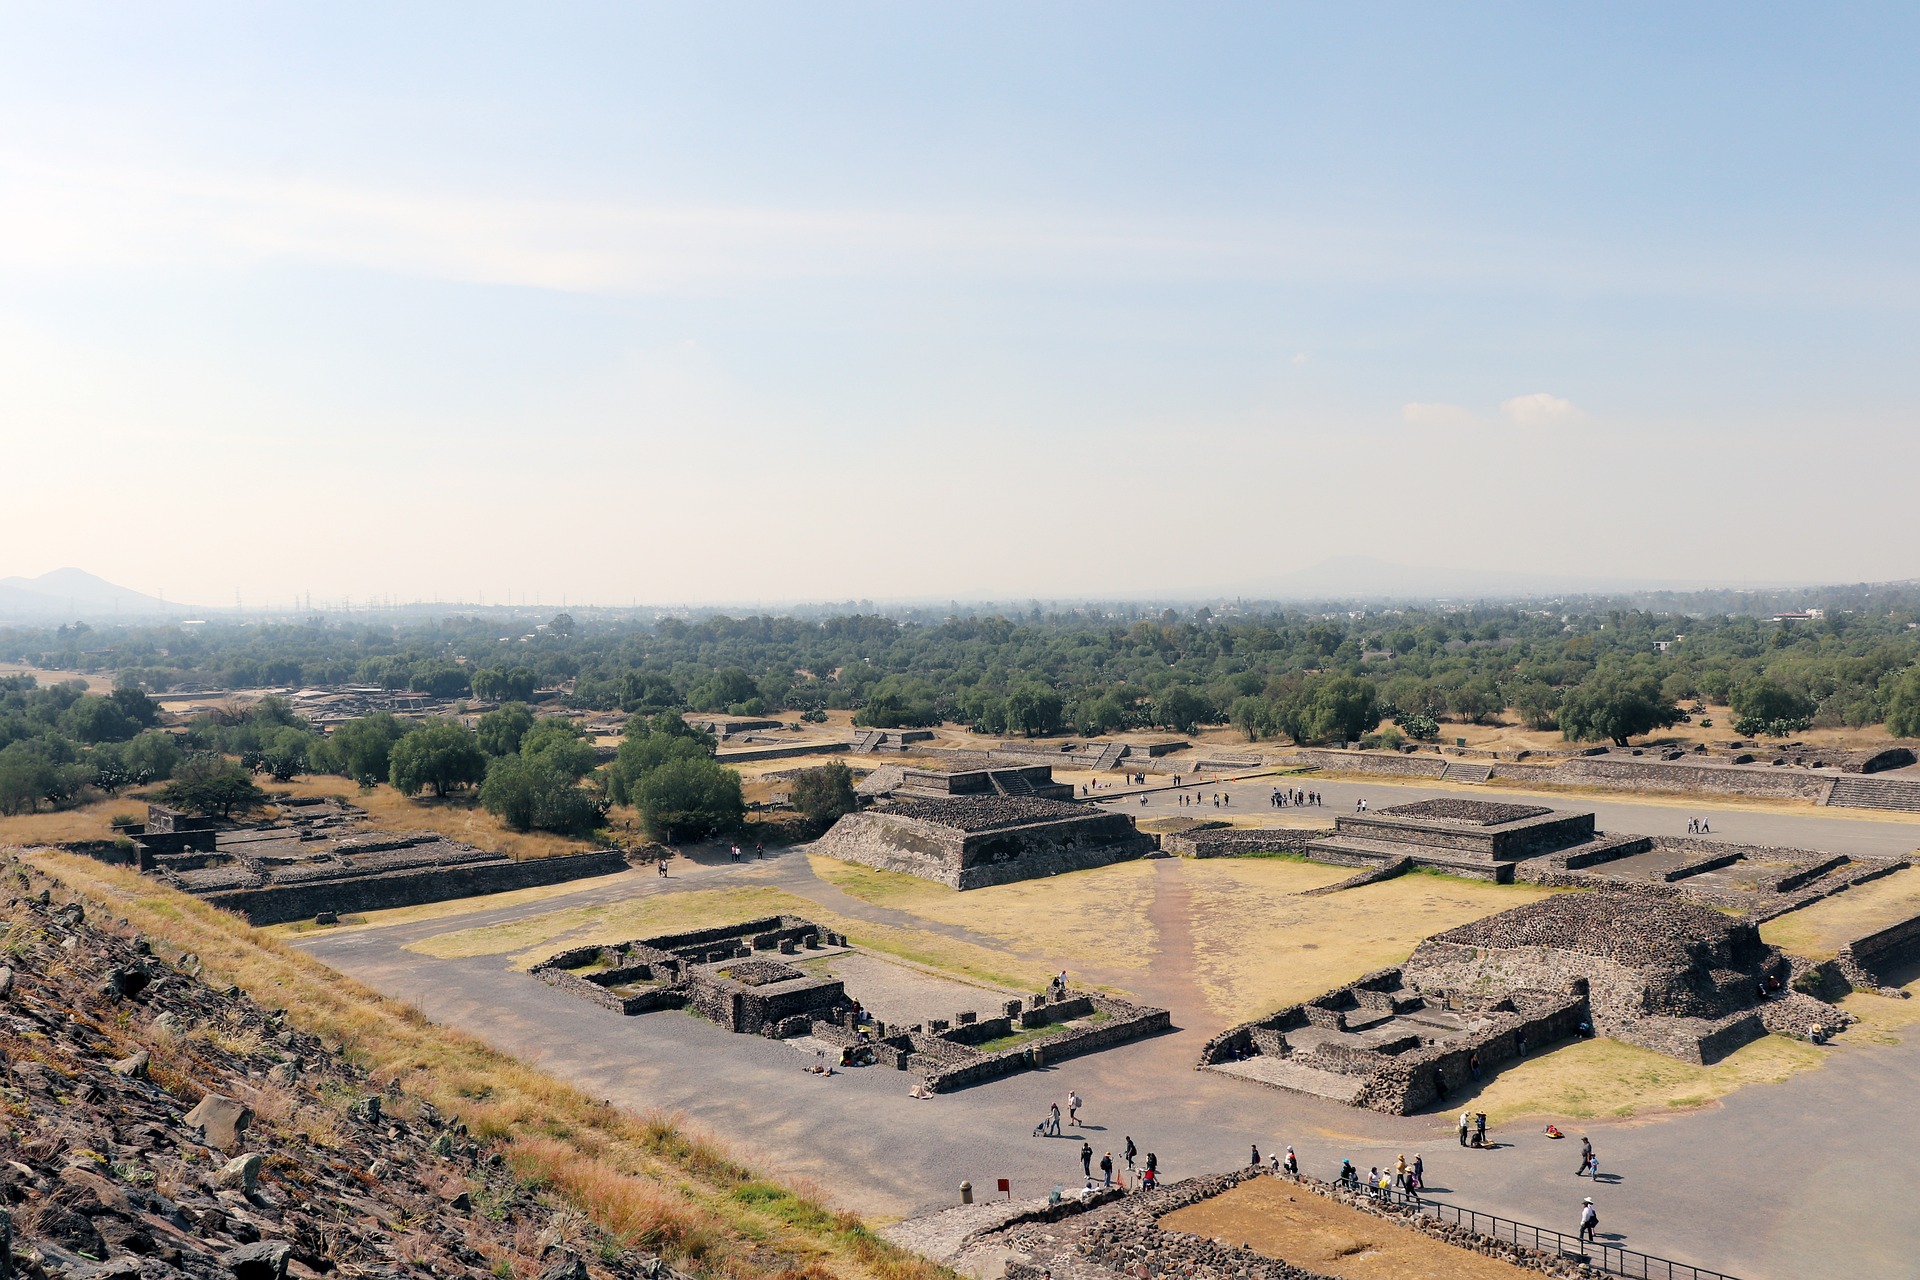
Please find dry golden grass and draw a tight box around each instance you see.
[25,850,955,1280]
[1162,1175,1538,1280]
[0,795,147,847]
[808,855,1164,973]
[271,776,606,860]
[0,663,114,692]
[1464,1034,1826,1126]
[1183,865,1554,1023]
[408,886,805,963]
[266,874,638,939]
[405,882,1059,992]
[1760,867,1920,960]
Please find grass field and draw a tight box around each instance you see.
[1183,864,1555,1024]
[271,776,609,860]
[0,795,141,847]
[1464,1033,1826,1126]
[1162,1174,1538,1280]
[1760,867,1920,959]
[809,855,1163,972]
[405,882,1059,991]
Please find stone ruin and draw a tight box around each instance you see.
[812,764,1156,889]
[74,799,626,926]
[1200,891,1847,1114]
[533,916,1170,1091]
[1304,796,1649,882]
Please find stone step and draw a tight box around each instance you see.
[1208,1055,1367,1104]
[1553,832,1655,870]
[1439,761,1494,784]
[1307,835,1509,882]
[1828,776,1920,813]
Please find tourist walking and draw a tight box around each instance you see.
[1067,1090,1082,1125]
[1124,1136,1137,1171]
[1576,1137,1592,1177]
[1080,1142,1093,1178]
[1410,1154,1423,1192]
[1099,1152,1113,1187]
[1249,1143,1260,1168]
[1283,1145,1298,1177]
[1394,1154,1409,1190]
[1579,1198,1599,1245]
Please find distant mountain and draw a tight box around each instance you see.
[1249,556,1763,603]
[0,569,187,620]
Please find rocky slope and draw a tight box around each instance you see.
[0,867,681,1280]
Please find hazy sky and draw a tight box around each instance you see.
[2,4,1916,609]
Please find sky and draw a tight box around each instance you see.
[1,3,1917,610]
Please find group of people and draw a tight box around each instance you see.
[1074,1132,1158,1191]
[727,842,765,862]
[1177,791,1232,808]
[1457,1110,1491,1148]
[1685,816,1714,834]
[1268,788,1321,807]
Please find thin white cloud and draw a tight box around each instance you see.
[1402,401,1477,429]
[1500,392,1577,426]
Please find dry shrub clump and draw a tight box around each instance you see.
[29,850,955,1280]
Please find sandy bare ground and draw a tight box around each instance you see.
[1160,1176,1540,1280]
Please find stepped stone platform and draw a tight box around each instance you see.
[1304,797,1649,882]
[533,917,1168,1091]
[812,765,1155,889]
[1201,892,1849,1113]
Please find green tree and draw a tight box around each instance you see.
[633,755,745,842]
[789,762,858,829]
[1303,676,1381,743]
[328,713,411,783]
[1230,696,1266,742]
[1508,680,1561,732]
[410,664,472,699]
[480,755,605,834]
[1072,692,1129,738]
[603,726,711,806]
[1731,677,1815,726]
[476,702,537,757]
[1151,687,1209,735]
[61,696,138,744]
[387,719,487,797]
[157,754,266,819]
[519,717,597,779]
[1557,669,1681,746]
[1445,676,1501,725]
[1886,668,1920,738]
[1004,682,1065,737]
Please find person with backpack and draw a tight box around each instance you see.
[1579,1198,1599,1245]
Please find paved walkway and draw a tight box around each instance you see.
[1100,772,1920,860]
[291,793,1920,1280]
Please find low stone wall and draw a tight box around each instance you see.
[1836,910,1920,991]
[1283,749,1446,780]
[1161,829,1331,858]
[202,849,629,925]
[1493,756,1838,801]
[1300,857,1411,896]
[715,741,849,764]
[917,993,1170,1092]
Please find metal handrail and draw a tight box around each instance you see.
[1333,1180,1741,1280]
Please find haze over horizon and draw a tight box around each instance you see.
[3,5,1917,607]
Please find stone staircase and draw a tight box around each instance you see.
[1826,775,1920,813]
[1306,833,1514,881]
[1439,761,1493,784]
[990,771,1040,797]
[848,730,886,753]
[1090,742,1130,771]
